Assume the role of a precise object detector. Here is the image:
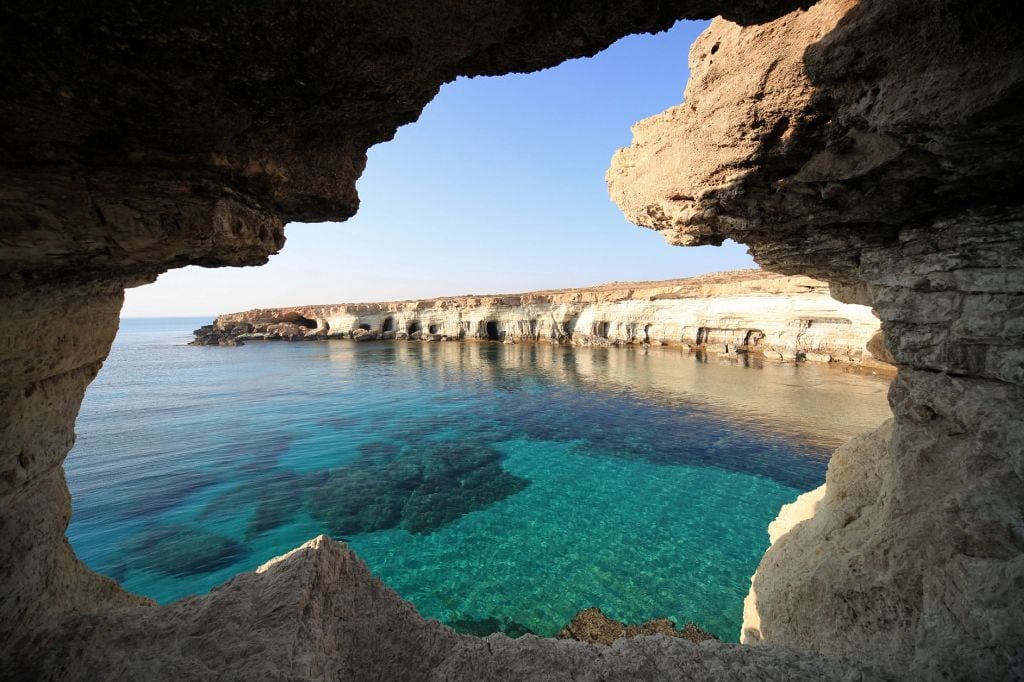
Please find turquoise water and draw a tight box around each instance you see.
[66,318,892,641]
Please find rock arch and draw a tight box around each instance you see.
[0,0,1020,679]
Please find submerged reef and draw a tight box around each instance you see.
[120,526,248,578]
[307,441,530,536]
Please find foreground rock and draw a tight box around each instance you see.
[558,607,718,647]
[3,536,879,681]
[194,269,890,368]
[609,0,1024,677]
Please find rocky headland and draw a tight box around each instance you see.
[192,269,891,368]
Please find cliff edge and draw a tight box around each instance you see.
[195,269,890,367]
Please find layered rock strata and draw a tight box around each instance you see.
[195,269,889,367]
[608,0,1024,677]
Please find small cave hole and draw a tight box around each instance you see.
[408,321,422,335]
[383,317,396,333]
[486,321,500,341]
[280,312,317,329]
[710,42,720,55]
[594,321,610,339]
[358,323,371,331]
[428,324,439,335]
[696,327,709,344]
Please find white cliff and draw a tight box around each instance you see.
[199,269,890,368]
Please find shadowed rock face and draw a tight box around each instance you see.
[0,0,809,286]
[0,0,1020,678]
[609,0,1024,677]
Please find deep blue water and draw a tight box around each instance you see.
[65,317,892,641]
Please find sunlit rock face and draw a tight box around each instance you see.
[205,270,889,366]
[1,0,858,677]
[2,0,1020,678]
[609,0,1024,677]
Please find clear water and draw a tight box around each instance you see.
[66,318,893,641]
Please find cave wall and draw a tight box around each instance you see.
[1,0,1021,677]
[608,0,1024,676]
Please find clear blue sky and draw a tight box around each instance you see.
[123,20,755,317]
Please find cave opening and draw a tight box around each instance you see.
[696,327,709,344]
[563,316,578,338]
[486,321,500,341]
[408,321,422,335]
[357,323,371,331]
[644,324,652,343]
[428,323,439,334]
[383,317,396,333]
[744,329,764,347]
[281,312,317,329]
[594,321,610,339]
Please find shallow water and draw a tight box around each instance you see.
[66,318,892,640]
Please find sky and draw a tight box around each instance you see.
[122,20,755,317]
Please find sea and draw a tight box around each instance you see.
[65,317,893,641]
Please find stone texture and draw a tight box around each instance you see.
[2,536,881,681]
[557,607,718,646]
[609,0,1024,677]
[1,0,1021,678]
[202,269,889,367]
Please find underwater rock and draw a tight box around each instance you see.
[120,525,247,578]
[200,470,324,541]
[447,616,536,639]
[307,441,530,536]
[557,607,718,646]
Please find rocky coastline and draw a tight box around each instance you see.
[191,269,892,368]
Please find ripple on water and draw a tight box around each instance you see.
[66,320,892,640]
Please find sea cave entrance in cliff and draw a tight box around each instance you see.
[408,321,422,335]
[383,317,396,333]
[486,321,500,341]
[281,313,317,329]
[594,321,610,339]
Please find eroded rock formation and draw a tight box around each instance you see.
[195,269,890,366]
[6,536,877,680]
[608,0,1024,677]
[558,607,718,646]
[1,0,1021,678]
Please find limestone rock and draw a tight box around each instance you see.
[2,0,1022,679]
[202,269,887,367]
[609,0,1024,677]
[3,536,879,681]
[557,607,717,646]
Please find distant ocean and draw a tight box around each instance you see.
[65,317,892,641]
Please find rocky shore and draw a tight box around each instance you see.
[191,269,891,368]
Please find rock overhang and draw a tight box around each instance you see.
[1,0,1022,678]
